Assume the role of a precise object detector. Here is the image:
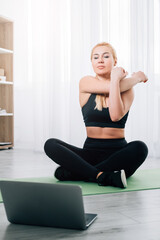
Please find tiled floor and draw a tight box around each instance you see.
[0,148,160,240]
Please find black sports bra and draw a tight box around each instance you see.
[81,93,129,128]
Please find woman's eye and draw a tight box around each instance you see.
[94,56,109,59]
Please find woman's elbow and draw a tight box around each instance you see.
[110,116,121,122]
[110,113,123,122]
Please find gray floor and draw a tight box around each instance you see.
[0,148,160,240]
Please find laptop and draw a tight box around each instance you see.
[0,180,97,230]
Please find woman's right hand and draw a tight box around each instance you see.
[131,71,148,83]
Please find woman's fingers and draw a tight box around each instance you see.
[131,71,148,83]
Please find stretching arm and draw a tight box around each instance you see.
[109,80,125,121]
[120,70,148,92]
[119,77,139,92]
[79,74,144,95]
[109,68,138,121]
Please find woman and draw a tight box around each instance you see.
[44,42,148,188]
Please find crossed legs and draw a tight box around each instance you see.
[44,138,148,181]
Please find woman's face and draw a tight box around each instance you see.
[91,46,116,76]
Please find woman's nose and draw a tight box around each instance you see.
[98,57,104,63]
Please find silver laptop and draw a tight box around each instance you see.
[0,180,97,230]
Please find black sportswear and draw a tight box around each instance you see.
[81,93,129,128]
[44,137,148,183]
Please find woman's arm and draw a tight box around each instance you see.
[109,68,135,121]
[120,71,148,92]
[79,69,148,94]
[120,77,140,92]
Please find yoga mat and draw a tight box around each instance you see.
[0,168,160,203]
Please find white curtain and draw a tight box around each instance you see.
[27,0,160,157]
[128,0,160,158]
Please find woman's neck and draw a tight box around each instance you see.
[96,73,111,82]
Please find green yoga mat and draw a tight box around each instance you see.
[0,168,160,203]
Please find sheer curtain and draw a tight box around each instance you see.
[152,0,160,157]
[29,0,73,150]
[27,0,160,157]
[128,0,155,156]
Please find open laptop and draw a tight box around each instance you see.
[0,180,97,230]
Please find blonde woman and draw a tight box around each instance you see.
[44,42,148,188]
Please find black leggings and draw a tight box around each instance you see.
[44,137,148,181]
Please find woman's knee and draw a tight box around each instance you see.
[130,140,148,159]
[44,138,59,155]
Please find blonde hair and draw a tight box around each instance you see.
[91,42,117,111]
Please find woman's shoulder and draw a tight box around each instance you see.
[79,75,97,94]
[79,75,96,82]
[79,75,95,108]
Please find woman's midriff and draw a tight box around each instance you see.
[86,126,125,139]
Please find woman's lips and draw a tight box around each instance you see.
[97,66,105,69]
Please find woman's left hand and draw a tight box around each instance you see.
[111,67,128,82]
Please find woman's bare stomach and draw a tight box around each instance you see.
[86,126,125,139]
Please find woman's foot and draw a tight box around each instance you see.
[96,169,127,189]
[54,166,82,181]
[54,166,73,180]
